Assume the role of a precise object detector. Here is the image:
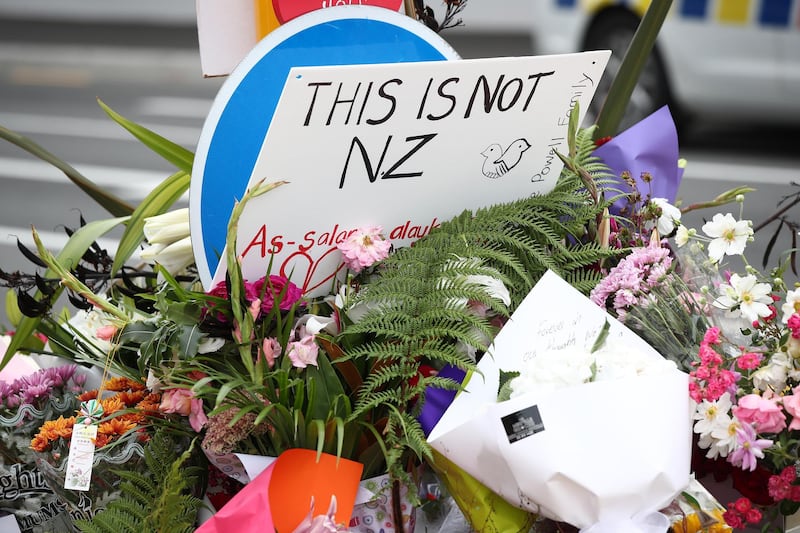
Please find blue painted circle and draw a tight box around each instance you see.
[191,7,459,286]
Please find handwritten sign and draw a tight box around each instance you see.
[210,51,610,295]
[191,7,461,285]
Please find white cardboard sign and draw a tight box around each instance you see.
[218,52,610,295]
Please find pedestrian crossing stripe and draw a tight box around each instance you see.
[555,0,798,27]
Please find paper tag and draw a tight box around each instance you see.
[64,424,98,491]
[501,404,544,444]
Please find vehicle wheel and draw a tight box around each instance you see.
[582,9,673,134]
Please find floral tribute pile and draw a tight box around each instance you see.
[0,76,797,533]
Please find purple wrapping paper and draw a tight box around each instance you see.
[418,365,466,437]
[593,105,684,213]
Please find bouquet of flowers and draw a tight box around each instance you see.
[0,354,87,532]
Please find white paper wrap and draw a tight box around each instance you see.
[427,270,692,531]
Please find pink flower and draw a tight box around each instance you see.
[768,466,796,501]
[160,388,207,432]
[160,388,193,416]
[261,337,282,369]
[95,325,118,341]
[736,352,763,370]
[287,335,319,369]
[728,424,772,471]
[703,327,721,345]
[782,387,800,430]
[733,394,787,434]
[252,275,303,314]
[789,313,800,339]
[189,398,208,432]
[337,226,391,273]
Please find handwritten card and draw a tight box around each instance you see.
[64,424,97,491]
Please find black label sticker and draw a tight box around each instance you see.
[502,404,544,443]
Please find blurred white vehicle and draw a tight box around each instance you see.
[531,0,800,130]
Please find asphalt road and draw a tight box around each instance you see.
[0,18,799,331]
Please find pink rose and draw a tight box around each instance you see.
[287,335,319,369]
[733,394,787,434]
[189,398,208,432]
[252,275,303,314]
[782,387,800,430]
[160,388,193,416]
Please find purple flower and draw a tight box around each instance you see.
[728,423,772,471]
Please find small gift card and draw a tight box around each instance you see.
[64,423,97,491]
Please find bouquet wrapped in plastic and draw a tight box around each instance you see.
[428,270,692,532]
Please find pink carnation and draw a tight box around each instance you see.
[287,335,319,369]
[338,226,391,273]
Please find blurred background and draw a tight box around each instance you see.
[0,0,798,316]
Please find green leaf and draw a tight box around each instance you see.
[112,170,190,274]
[0,125,134,217]
[97,99,194,173]
[1,217,129,371]
[4,289,21,329]
[594,0,673,138]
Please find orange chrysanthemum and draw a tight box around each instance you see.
[30,416,76,452]
[104,377,146,392]
[98,417,138,437]
[116,390,146,407]
[100,396,125,416]
[78,390,99,402]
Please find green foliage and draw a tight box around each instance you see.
[339,121,624,482]
[75,432,205,533]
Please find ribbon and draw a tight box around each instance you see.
[76,399,104,425]
[580,512,670,533]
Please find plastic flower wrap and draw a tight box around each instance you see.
[0,357,87,532]
[428,270,691,532]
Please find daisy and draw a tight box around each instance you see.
[701,213,752,263]
[781,288,800,323]
[728,423,772,471]
[713,273,772,323]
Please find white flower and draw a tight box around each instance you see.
[508,339,674,398]
[707,416,741,459]
[713,273,772,323]
[140,209,194,275]
[693,393,732,438]
[142,208,190,244]
[752,351,791,392]
[674,225,690,247]
[648,198,682,236]
[198,337,226,354]
[782,288,800,323]
[701,213,752,263]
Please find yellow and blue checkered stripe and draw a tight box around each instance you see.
[555,0,798,27]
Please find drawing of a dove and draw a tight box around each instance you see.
[481,138,531,179]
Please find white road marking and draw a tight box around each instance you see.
[0,156,175,199]
[136,97,213,119]
[0,112,200,146]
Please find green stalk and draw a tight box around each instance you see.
[594,0,673,139]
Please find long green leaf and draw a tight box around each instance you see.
[1,216,129,371]
[0,125,134,217]
[112,170,191,274]
[594,0,673,138]
[97,99,194,173]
